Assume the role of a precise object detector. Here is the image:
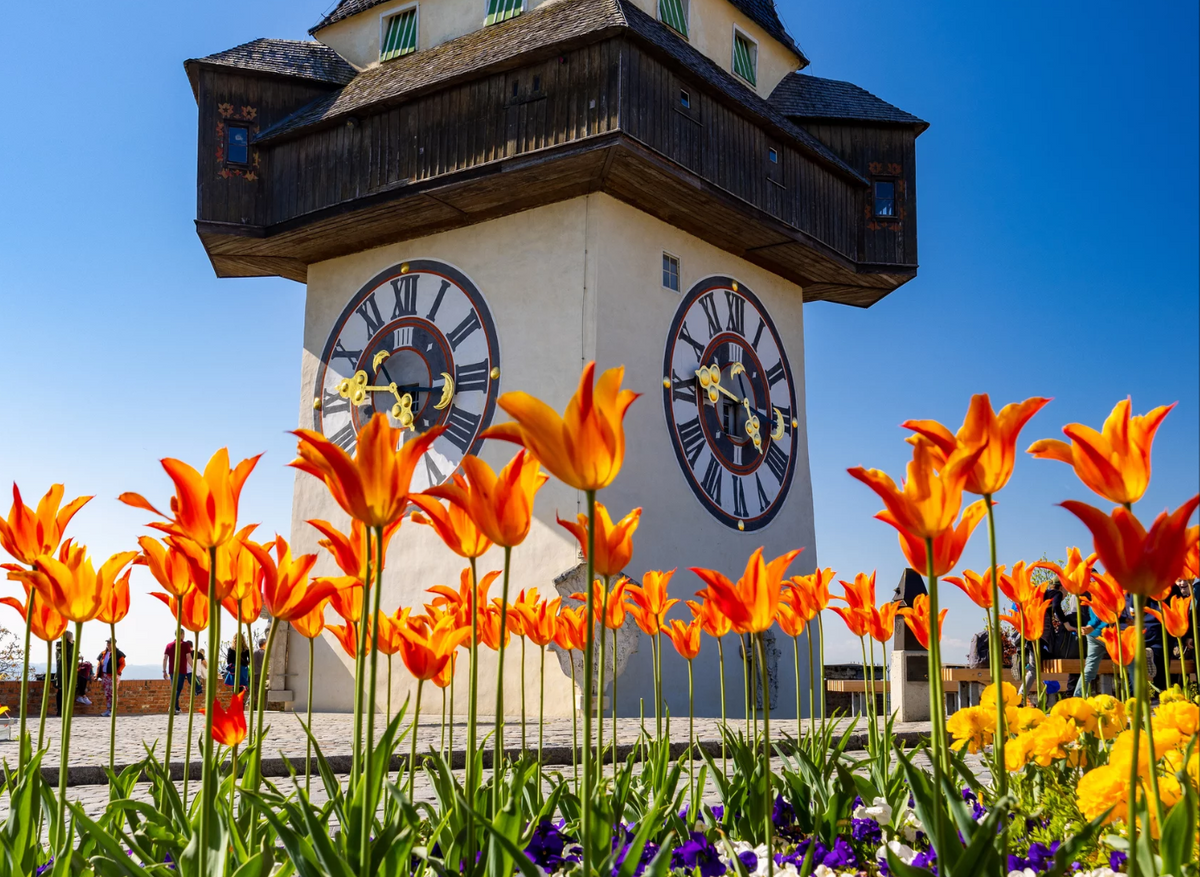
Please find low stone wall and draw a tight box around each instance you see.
[0,679,275,716]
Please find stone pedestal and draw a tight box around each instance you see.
[891,649,930,722]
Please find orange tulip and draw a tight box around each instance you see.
[410,493,493,559]
[625,569,679,636]
[291,413,442,528]
[424,450,548,548]
[776,599,806,638]
[151,587,209,633]
[898,594,947,650]
[326,621,366,658]
[834,571,877,614]
[515,596,561,648]
[686,597,733,639]
[879,499,986,578]
[211,690,248,747]
[432,651,458,689]
[787,568,835,621]
[244,535,338,622]
[427,567,502,624]
[663,618,701,660]
[120,448,260,549]
[998,560,1045,607]
[1000,595,1051,641]
[553,604,588,652]
[477,604,511,651]
[97,569,133,626]
[944,568,1000,610]
[31,549,138,624]
[483,360,639,491]
[1148,595,1191,638]
[1063,496,1199,598]
[0,585,68,641]
[848,436,985,542]
[222,584,263,625]
[830,604,871,638]
[903,394,1052,496]
[0,484,92,565]
[868,601,901,644]
[1027,398,1175,506]
[372,611,405,656]
[1083,570,1126,626]
[137,536,196,598]
[1033,547,1098,597]
[1182,525,1198,579]
[291,597,331,640]
[327,577,364,624]
[308,518,401,581]
[398,615,471,681]
[691,547,803,635]
[558,504,641,579]
[169,526,260,602]
[1100,625,1138,666]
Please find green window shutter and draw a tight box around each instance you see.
[381,9,417,61]
[485,0,523,26]
[658,0,688,36]
[733,34,757,86]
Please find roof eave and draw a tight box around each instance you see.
[788,114,930,135]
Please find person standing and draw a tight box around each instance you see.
[251,637,267,709]
[163,637,194,714]
[97,639,125,717]
[1074,602,1107,698]
[54,630,75,716]
[225,633,250,694]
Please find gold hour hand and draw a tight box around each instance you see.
[694,363,740,405]
[742,398,763,454]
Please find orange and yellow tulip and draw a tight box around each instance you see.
[691,547,803,635]
[31,549,138,624]
[868,601,901,644]
[998,560,1045,607]
[151,587,210,633]
[372,611,405,656]
[399,615,471,681]
[776,599,806,638]
[97,569,133,626]
[515,596,561,648]
[1027,398,1175,506]
[663,618,702,660]
[327,578,364,624]
[879,499,986,578]
[1182,525,1198,579]
[553,605,588,652]
[291,413,441,528]
[1148,594,1191,638]
[944,568,1000,610]
[558,504,641,579]
[291,597,331,640]
[834,571,877,614]
[0,585,68,642]
[424,450,548,548]
[898,594,947,650]
[432,651,458,689]
[830,603,870,638]
[211,690,248,747]
[686,598,733,639]
[222,584,263,625]
[1100,625,1138,666]
[410,493,492,559]
[1033,547,1098,597]
[1063,496,1199,598]
[326,621,366,658]
[1083,570,1126,626]
[0,484,91,565]
[483,361,639,491]
[787,568,835,621]
[137,536,195,598]
[848,436,984,541]
[168,526,260,602]
[244,535,338,622]
[120,449,260,549]
[904,394,1052,496]
[477,604,512,651]
[427,567,501,624]
[1000,595,1051,641]
[308,518,401,581]
[625,569,679,635]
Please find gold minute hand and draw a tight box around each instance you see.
[694,363,741,405]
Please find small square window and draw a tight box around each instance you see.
[768,147,778,163]
[662,252,680,291]
[873,180,896,217]
[679,89,690,109]
[658,0,689,37]
[381,7,417,60]
[226,126,249,165]
[733,31,758,87]
[485,0,523,25]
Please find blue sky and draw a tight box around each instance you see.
[0,0,1196,670]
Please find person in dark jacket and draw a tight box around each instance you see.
[225,633,251,693]
[97,640,126,717]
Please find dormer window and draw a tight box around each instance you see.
[873,180,896,217]
[380,6,417,61]
[733,29,758,87]
[225,126,249,165]
[485,0,524,26]
[659,0,689,37]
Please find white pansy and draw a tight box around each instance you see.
[852,796,894,826]
[896,807,922,843]
[878,840,917,865]
[718,840,770,876]
[1008,870,1038,877]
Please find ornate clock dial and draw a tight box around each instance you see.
[313,259,500,491]
[662,276,798,531]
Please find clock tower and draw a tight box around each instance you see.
[185,0,926,720]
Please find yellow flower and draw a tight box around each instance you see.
[1026,715,1079,766]
[1014,706,1047,733]
[1051,698,1098,734]
[1005,731,1035,771]
[1159,685,1187,704]
[1086,694,1127,738]
[1162,749,1198,788]
[947,706,994,753]
[982,681,1019,709]
[1109,729,1152,777]
[1152,701,1198,740]
[1076,764,1126,825]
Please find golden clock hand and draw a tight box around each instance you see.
[742,398,764,455]
[694,363,742,405]
[433,372,455,411]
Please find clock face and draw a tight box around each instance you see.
[312,259,500,491]
[662,276,798,531]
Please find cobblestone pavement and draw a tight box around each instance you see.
[0,712,937,783]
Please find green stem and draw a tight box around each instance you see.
[37,638,51,752]
[231,618,242,816]
[441,671,446,757]
[806,622,815,737]
[109,622,118,774]
[409,678,423,800]
[183,634,198,811]
[466,556,480,862]
[569,657,578,789]
[611,607,619,753]
[388,656,393,726]
[1076,603,1088,698]
[859,637,874,758]
[17,587,33,773]
[1158,600,1172,692]
[306,636,314,796]
[199,548,219,877]
[687,658,695,824]
[448,670,454,762]
[351,528,372,789]
[361,525,384,877]
[520,635,527,753]
[163,616,182,807]
[55,623,82,852]
[717,635,727,775]
[817,613,827,729]
[1126,596,1145,877]
[1134,598,1165,833]
[756,633,774,875]
[598,579,608,761]
[983,496,1008,797]
[494,546,514,813]
[252,619,280,792]
[581,489,596,877]
[743,634,751,742]
[792,635,801,742]
[925,537,949,861]
[538,644,546,769]
[651,630,661,740]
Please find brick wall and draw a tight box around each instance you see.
[0,679,275,716]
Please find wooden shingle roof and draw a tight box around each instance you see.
[185,38,356,93]
[769,73,927,132]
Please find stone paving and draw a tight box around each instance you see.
[0,711,936,785]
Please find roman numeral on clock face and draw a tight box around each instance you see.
[755,474,770,512]
[700,457,722,505]
[677,417,705,468]
[322,387,350,417]
[725,291,745,335]
[356,292,386,336]
[328,423,357,453]
[765,360,786,387]
[670,369,696,404]
[699,293,721,338]
[332,340,362,367]
[423,453,445,486]
[678,322,706,358]
[390,275,419,318]
[446,311,481,351]
[764,442,788,483]
[455,360,490,393]
[443,407,482,453]
[731,476,748,518]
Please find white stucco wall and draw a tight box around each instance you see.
[316,0,801,99]
[290,193,817,720]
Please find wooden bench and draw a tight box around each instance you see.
[942,667,990,713]
[825,679,889,717]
